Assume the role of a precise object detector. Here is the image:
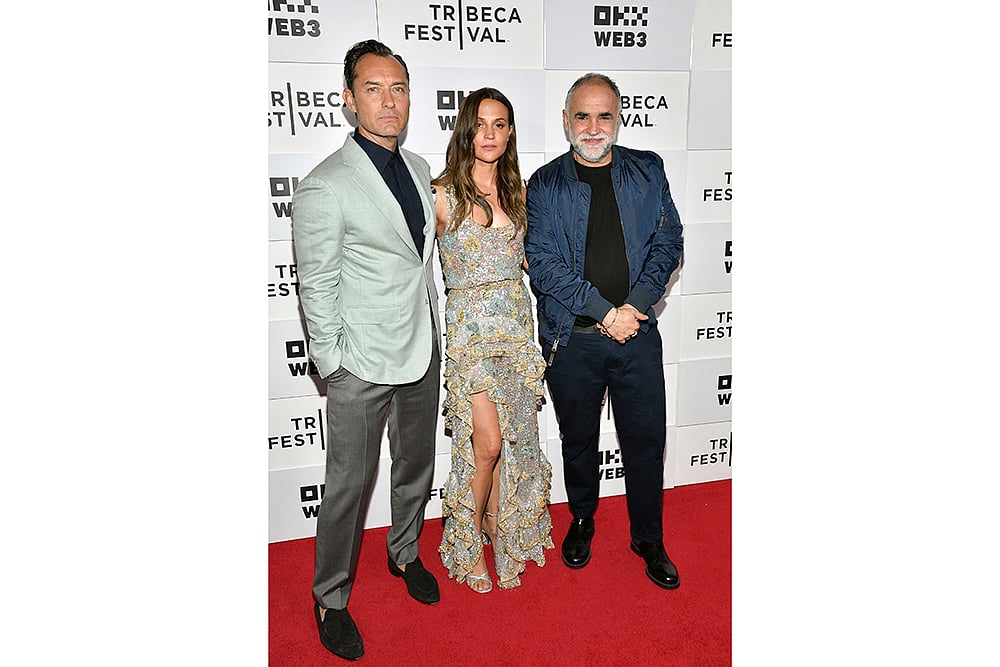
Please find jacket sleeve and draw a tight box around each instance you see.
[291,171,346,379]
[626,159,684,312]
[525,174,615,322]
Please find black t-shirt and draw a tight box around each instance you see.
[575,161,629,327]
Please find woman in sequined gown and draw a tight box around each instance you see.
[432,88,553,593]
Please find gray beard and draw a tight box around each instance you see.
[572,140,612,163]
[570,128,618,163]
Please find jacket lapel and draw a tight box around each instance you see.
[399,149,436,263]
[341,136,421,258]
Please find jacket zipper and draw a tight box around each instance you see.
[614,178,632,289]
[548,179,585,366]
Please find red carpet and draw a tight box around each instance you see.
[270,479,730,666]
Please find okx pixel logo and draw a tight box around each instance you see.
[269,2,376,66]
[268,0,321,38]
[436,89,474,131]
[300,483,325,519]
[270,319,327,399]
[717,374,732,406]
[270,174,298,220]
[269,154,326,239]
[286,340,319,378]
[593,4,648,47]
[599,447,625,481]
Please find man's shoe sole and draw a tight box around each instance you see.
[319,635,364,661]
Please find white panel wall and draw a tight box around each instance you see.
[268,0,732,542]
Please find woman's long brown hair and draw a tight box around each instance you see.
[432,87,527,234]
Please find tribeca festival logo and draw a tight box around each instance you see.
[724,240,732,275]
[712,31,732,49]
[697,310,732,342]
[619,89,667,128]
[269,82,343,136]
[269,261,299,298]
[717,374,732,406]
[403,3,523,48]
[703,170,732,203]
[690,432,731,468]
[300,483,325,519]
[428,484,447,503]
[593,5,648,48]
[286,339,319,378]
[268,0,321,38]
[270,409,325,452]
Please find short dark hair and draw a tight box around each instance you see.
[343,40,409,92]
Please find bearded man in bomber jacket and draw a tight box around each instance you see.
[524,72,684,590]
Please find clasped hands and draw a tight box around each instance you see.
[598,304,647,344]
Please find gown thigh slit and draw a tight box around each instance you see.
[437,186,554,590]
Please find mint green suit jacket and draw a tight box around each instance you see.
[291,134,440,384]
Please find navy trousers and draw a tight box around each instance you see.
[542,325,667,543]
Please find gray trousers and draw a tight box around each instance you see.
[312,344,440,610]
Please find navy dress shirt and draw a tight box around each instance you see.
[352,129,426,257]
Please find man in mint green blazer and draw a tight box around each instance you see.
[291,40,441,661]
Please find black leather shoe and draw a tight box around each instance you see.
[561,516,595,569]
[388,555,441,605]
[314,603,364,660]
[630,538,680,590]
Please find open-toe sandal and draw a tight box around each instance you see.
[466,570,493,594]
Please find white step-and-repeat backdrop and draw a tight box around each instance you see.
[268,0,731,543]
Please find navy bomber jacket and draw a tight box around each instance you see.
[524,145,683,360]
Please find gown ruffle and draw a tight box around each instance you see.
[436,186,554,589]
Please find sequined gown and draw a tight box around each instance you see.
[436,185,554,589]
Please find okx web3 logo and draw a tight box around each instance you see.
[435,89,474,131]
[286,340,319,378]
[270,174,299,220]
[300,483,325,519]
[717,374,732,406]
[593,4,648,47]
[268,0,321,38]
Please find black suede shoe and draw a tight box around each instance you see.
[388,555,441,605]
[314,603,364,660]
[630,537,680,590]
[561,516,595,569]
